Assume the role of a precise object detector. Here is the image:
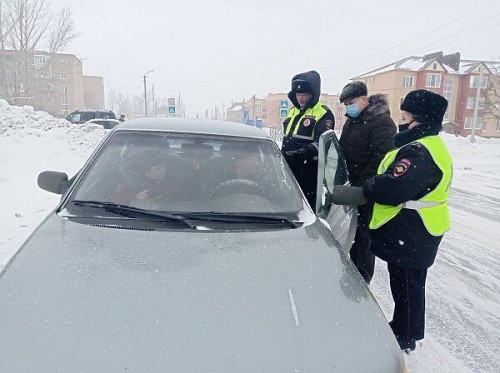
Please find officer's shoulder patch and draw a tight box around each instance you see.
[393,158,411,177]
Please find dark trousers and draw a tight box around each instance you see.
[388,263,427,341]
[349,204,375,284]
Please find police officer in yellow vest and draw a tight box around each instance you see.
[362,89,452,353]
[282,70,335,208]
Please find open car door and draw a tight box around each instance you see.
[315,130,357,252]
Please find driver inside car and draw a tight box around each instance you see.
[209,142,268,199]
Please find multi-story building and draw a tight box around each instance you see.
[352,51,500,138]
[0,49,105,117]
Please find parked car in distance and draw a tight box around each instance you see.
[0,118,406,372]
[84,118,121,129]
[65,109,116,124]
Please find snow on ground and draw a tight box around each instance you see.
[1,100,499,372]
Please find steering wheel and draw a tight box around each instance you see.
[211,179,266,199]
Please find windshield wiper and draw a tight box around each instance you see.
[70,201,302,229]
[181,212,303,228]
[70,200,197,229]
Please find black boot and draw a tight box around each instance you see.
[397,337,416,353]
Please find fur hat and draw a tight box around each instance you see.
[291,78,313,94]
[339,81,368,103]
[400,90,448,125]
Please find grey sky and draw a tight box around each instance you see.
[51,0,500,116]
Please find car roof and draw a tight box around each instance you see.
[88,118,119,122]
[73,109,114,113]
[116,117,272,140]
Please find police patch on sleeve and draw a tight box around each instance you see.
[393,158,411,177]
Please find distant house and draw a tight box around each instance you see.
[352,51,500,138]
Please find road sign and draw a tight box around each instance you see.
[168,106,176,114]
[280,109,288,118]
[168,97,175,106]
[280,100,288,109]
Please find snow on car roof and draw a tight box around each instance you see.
[116,117,271,139]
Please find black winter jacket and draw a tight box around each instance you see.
[282,71,334,207]
[363,123,447,269]
[338,94,396,187]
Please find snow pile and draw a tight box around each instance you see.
[0,99,106,154]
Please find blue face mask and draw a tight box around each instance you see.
[346,103,361,118]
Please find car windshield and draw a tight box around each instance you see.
[66,131,307,216]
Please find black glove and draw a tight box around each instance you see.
[331,185,367,206]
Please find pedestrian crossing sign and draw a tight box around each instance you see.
[280,109,288,118]
[168,106,176,114]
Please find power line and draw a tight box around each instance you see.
[76,0,140,71]
[325,2,500,78]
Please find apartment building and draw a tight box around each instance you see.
[353,52,500,138]
[0,49,105,117]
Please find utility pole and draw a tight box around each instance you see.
[471,65,483,143]
[143,70,153,117]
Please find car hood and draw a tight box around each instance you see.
[0,214,403,372]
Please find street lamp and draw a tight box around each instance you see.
[143,70,154,117]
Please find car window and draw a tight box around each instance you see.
[66,112,80,123]
[81,112,95,122]
[68,131,306,215]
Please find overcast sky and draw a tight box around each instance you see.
[50,0,500,116]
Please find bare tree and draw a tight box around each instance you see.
[0,0,12,99]
[484,75,500,121]
[7,0,51,52]
[1,0,79,108]
[47,6,79,53]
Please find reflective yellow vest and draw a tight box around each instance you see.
[284,102,329,140]
[369,135,453,236]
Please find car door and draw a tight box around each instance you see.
[315,130,357,252]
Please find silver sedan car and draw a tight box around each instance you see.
[0,118,406,372]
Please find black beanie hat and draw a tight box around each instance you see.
[339,81,368,103]
[291,78,313,93]
[400,89,448,124]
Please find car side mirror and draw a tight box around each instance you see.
[37,171,69,195]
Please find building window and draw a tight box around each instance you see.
[402,76,414,87]
[60,72,68,79]
[466,97,485,109]
[497,121,500,131]
[34,55,47,65]
[426,73,441,88]
[433,62,438,69]
[443,79,452,99]
[61,85,67,93]
[42,83,53,91]
[469,75,488,89]
[61,98,68,105]
[59,60,67,67]
[464,117,483,129]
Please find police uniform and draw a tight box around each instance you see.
[281,70,335,208]
[362,89,452,351]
